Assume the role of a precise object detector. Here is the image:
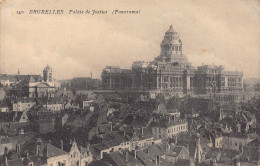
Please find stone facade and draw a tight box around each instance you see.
[10,65,55,98]
[101,25,243,98]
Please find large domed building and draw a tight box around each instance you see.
[101,25,243,103]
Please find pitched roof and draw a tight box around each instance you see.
[18,75,42,82]
[46,144,67,158]
[0,112,27,123]
[0,75,18,82]
[7,158,24,166]
[136,150,155,166]
[175,159,192,166]
[246,138,260,147]
[105,149,144,166]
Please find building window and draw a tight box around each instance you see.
[235,142,238,146]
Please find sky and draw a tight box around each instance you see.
[0,0,259,80]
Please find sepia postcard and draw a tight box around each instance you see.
[0,0,259,166]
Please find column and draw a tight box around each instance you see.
[161,74,163,89]
[109,78,112,89]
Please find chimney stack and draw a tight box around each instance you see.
[175,134,178,145]
[60,140,63,151]
[166,142,170,152]
[132,150,136,159]
[141,127,144,136]
[155,155,160,166]
[196,134,202,163]
[186,144,189,152]
[234,159,241,166]
[16,143,21,157]
[236,123,241,133]
[125,151,128,162]
[36,143,40,156]
[36,138,42,156]
[5,155,8,166]
[86,142,90,151]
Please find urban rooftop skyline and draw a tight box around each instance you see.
[0,0,259,80]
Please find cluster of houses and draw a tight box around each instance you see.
[0,70,259,166]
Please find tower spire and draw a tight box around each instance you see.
[170,24,173,30]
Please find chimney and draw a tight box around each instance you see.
[16,143,21,157]
[141,127,144,136]
[234,159,240,166]
[4,147,8,155]
[132,150,136,159]
[175,135,178,145]
[86,142,90,151]
[166,142,170,152]
[236,123,241,133]
[110,124,113,131]
[125,151,128,162]
[240,146,244,154]
[196,134,201,163]
[5,155,8,166]
[60,140,63,151]
[36,143,40,156]
[155,155,160,166]
[36,138,42,156]
[202,152,206,162]
[26,152,29,159]
[186,144,189,152]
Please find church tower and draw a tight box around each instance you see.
[43,65,53,82]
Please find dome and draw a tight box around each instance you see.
[162,25,180,44]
